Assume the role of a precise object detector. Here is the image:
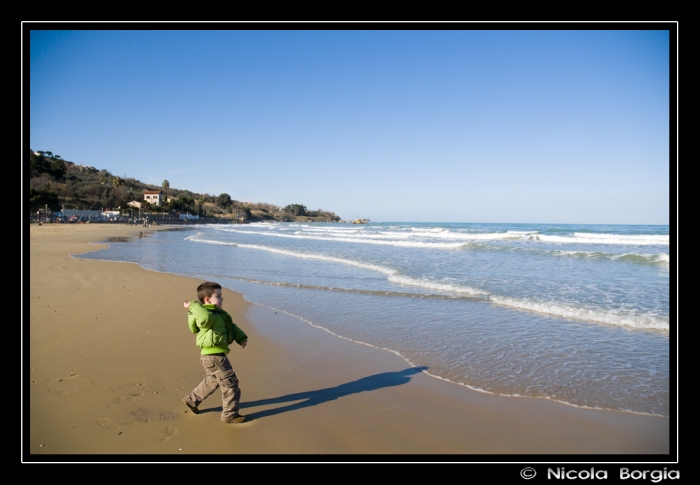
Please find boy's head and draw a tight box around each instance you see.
[197,281,223,309]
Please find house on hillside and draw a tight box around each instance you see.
[143,190,162,207]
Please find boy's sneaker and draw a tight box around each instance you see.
[223,414,246,424]
[183,398,199,415]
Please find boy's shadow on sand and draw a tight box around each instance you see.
[200,367,427,420]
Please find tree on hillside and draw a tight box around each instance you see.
[197,196,206,216]
[173,195,195,213]
[101,186,116,209]
[29,188,61,212]
[29,152,66,179]
[49,159,67,179]
[283,204,307,216]
[162,180,170,189]
[216,193,232,208]
[29,153,49,176]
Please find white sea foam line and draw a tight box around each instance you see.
[539,233,669,245]
[219,224,670,246]
[611,252,671,264]
[185,233,232,245]
[237,243,486,295]
[552,250,671,264]
[188,234,387,273]
[300,229,414,239]
[221,226,537,244]
[219,224,524,242]
[188,235,666,331]
[187,235,488,296]
[408,227,456,234]
[399,229,527,241]
[216,228,466,248]
[377,229,668,245]
[388,274,487,296]
[552,250,602,258]
[250,303,514,398]
[489,296,669,332]
[294,227,367,233]
[574,232,669,242]
[247,300,664,416]
[235,243,397,275]
[291,230,411,240]
[611,253,671,264]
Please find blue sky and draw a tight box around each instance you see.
[28,28,672,224]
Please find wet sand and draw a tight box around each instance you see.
[26,223,670,459]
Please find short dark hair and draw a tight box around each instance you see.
[197,281,222,303]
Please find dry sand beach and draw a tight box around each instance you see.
[26,224,671,458]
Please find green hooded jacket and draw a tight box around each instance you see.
[187,301,247,355]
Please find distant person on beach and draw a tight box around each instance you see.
[182,281,248,423]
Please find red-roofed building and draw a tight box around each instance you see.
[143,190,162,207]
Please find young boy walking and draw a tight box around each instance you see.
[182,281,248,423]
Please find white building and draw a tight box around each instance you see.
[143,190,162,206]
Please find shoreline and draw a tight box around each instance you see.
[252,302,667,419]
[26,224,671,457]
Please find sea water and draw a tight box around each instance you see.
[78,222,671,416]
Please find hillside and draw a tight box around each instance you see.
[27,150,342,223]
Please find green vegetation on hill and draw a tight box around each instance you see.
[27,150,342,223]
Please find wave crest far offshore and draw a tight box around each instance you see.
[217,224,669,247]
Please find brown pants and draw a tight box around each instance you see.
[185,354,241,421]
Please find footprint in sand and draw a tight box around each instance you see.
[51,374,79,382]
[97,418,120,430]
[48,387,71,396]
[159,412,178,421]
[111,396,129,406]
[158,426,177,441]
[130,408,150,423]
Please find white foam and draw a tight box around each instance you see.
[552,250,670,264]
[185,234,232,246]
[189,235,487,296]
[187,233,668,332]
[539,233,669,245]
[489,296,669,332]
[388,274,487,296]
[235,244,397,275]
[247,300,665,417]
[296,227,367,234]
[216,228,466,248]
[611,252,671,264]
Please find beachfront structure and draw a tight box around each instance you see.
[143,190,162,206]
[58,209,101,218]
[127,201,142,209]
[101,210,121,219]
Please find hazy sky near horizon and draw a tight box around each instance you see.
[28,28,671,224]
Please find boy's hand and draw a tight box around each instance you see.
[183,301,189,309]
[241,341,247,349]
